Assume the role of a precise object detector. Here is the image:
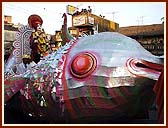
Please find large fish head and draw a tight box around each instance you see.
[62,32,163,120]
[64,32,163,85]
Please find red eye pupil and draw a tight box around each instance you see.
[70,53,97,78]
[72,55,92,74]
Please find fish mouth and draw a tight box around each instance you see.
[126,58,163,80]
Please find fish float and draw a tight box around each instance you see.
[4,13,164,124]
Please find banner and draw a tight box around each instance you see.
[66,5,78,15]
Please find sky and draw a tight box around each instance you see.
[2,2,165,35]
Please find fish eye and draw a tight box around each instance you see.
[70,52,97,79]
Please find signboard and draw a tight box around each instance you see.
[73,15,86,26]
[66,5,78,15]
[70,29,78,35]
[88,17,94,24]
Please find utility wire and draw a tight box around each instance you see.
[3,5,31,14]
[4,4,33,13]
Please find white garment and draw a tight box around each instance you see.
[16,61,36,74]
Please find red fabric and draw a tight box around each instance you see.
[153,69,164,124]
[4,78,25,103]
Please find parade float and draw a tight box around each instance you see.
[4,13,164,124]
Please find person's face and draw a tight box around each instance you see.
[33,22,41,29]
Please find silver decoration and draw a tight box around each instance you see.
[13,25,33,64]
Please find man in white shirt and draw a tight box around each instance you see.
[16,54,36,74]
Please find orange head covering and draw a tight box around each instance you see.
[28,14,43,29]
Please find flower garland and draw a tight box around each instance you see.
[31,27,50,57]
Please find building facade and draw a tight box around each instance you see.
[50,31,63,51]
[68,9,119,37]
[119,24,164,56]
[4,16,18,62]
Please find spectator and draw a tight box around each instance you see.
[16,54,36,74]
